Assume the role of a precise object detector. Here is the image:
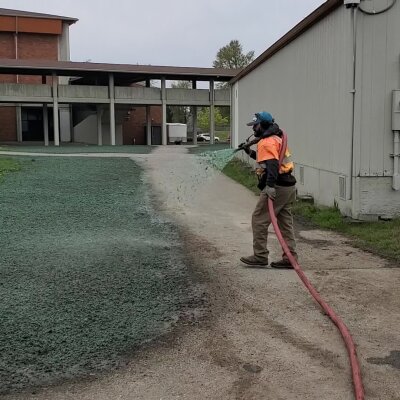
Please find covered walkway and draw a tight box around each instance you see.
[0,59,237,146]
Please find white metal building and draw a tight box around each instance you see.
[231,0,400,220]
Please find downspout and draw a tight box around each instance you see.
[349,5,359,201]
[15,16,19,83]
[392,90,400,190]
[393,130,400,190]
[14,16,23,143]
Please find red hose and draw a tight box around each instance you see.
[267,198,364,400]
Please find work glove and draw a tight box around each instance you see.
[262,185,276,201]
[238,142,250,154]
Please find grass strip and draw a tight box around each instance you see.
[222,158,400,263]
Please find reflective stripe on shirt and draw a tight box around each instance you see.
[256,136,294,174]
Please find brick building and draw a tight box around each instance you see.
[0,8,233,146]
[0,8,76,142]
[122,105,162,145]
[0,8,163,145]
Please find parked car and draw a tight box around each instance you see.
[196,133,220,142]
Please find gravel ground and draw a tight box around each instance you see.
[2,146,400,400]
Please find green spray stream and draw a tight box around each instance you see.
[197,148,238,171]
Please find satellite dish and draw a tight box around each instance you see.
[359,0,397,15]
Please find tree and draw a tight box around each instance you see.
[213,39,255,70]
[171,81,191,89]
[197,107,229,132]
[213,40,255,121]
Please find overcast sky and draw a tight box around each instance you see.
[1,0,325,67]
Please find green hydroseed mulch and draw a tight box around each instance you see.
[0,145,153,154]
[198,149,236,171]
[0,158,21,180]
[0,156,195,393]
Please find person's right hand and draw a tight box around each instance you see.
[238,142,250,154]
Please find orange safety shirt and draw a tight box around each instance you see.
[256,135,294,174]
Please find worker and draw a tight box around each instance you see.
[239,112,297,269]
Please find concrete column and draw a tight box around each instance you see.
[97,105,103,146]
[109,73,116,146]
[232,82,239,149]
[146,107,152,145]
[14,31,19,83]
[146,80,152,145]
[210,80,215,145]
[192,80,197,145]
[16,104,22,142]
[52,73,60,146]
[43,104,49,146]
[161,77,167,145]
[59,106,72,142]
[69,104,74,143]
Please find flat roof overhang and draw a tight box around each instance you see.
[0,59,240,85]
[0,8,78,24]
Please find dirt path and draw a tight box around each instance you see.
[4,146,400,400]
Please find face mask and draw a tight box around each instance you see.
[253,123,263,137]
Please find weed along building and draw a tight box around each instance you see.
[0,8,235,146]
[231,0,400,220]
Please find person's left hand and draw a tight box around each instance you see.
[262,185,276,200]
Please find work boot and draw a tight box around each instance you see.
[270,258,294,269]
[240,255,269,266]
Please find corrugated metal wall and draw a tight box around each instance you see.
[355,1,400,178]
[354,1,400,217]
[234,1,400,218]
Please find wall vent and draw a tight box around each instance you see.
[299,166,304,185]
[339,176,346,199]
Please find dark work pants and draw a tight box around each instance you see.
[252,185,297,262]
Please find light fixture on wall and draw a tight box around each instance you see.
[344,0,360,7]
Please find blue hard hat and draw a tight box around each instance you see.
[246,111,274,126]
